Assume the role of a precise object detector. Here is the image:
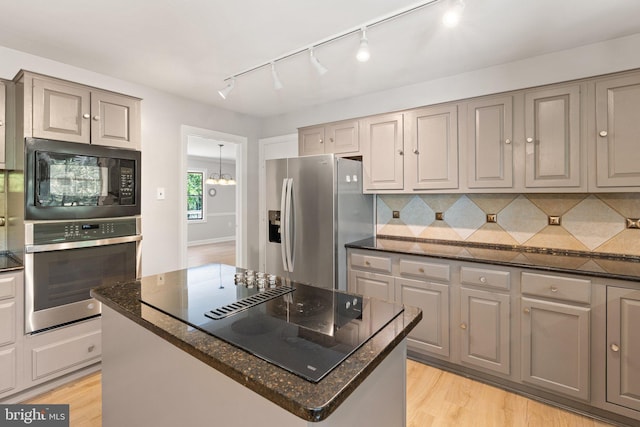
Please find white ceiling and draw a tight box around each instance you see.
[1,0,639,118]
[187,136,237,160]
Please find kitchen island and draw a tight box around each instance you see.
[91,263,422,426]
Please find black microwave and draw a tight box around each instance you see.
[25,137,141,220]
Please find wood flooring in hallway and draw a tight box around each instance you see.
[187,240,236,267]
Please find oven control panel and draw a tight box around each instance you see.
[32,218,139,244]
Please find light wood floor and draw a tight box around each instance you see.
[24,360,615,427]
[187,240,236,267]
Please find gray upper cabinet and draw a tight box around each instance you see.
[404,105,458,191]
[524,84,583,189]
[466,95,514,189]
[594,73,640,188]
[0,81,5,167]
[298,120,359,157]
[606,287,640,412]
[362,113,404,191]
[23,72,141,149]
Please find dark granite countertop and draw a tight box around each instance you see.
[347,236,640,283]
[0,252,23,272]
[91,265,422,422]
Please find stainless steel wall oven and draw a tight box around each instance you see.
[24,217,141,333]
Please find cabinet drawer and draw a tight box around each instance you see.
[350,252,392,273]
[460,266,510,290]
[521,272,590,304]
[0,274,17,300]
[0,301,16,346]
[399,258,450,282]
[32,331,101,380]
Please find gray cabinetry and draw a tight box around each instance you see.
[0,81,5,167]
[465,95,514,189]
[348,251,394,302]
[20,71,141,149]
[520,272,591,401]
[0,272,23,399]
[606,287,640,412]
[524,83,584,189]
[298,120,359,157]
[361,113,404,191]
[404,105,459,191]
[594,73,640,188]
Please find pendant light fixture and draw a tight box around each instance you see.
[206,144,236,186]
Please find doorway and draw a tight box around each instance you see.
[180,125,247,269]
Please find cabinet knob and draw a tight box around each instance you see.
[418,267,425,273]
[365,261,371,266]
[413,149,419,154]
[611,343,620,352]
[93,115,100,121]
[460,323,467,330]
[550,286,558,293]
[599,130,608,137]
[88,344,95,353]
[82,113,90,119]
[330,137,334,142]
[505,139,511,145]
[524,307,531,314]
[479,276,487,284]
[319,139,323,144]
[526,137,534,143]
[0,120,4,126]
[398,149,404,156]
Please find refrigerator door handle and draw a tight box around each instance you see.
[280,178,290,272]
[284,178,295,272]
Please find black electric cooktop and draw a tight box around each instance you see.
[139,264,404,382]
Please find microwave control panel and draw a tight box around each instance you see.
[33,218,139,244]
[119,165,135,205]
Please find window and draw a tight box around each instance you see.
[187,170,205,221]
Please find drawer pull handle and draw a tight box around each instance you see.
[550,286,558,293]
[611,343,620,352]
[82,113,90,119]
[365,261,371,266]
[418,268,425,273]
[524,308,531,314]
[599,130,608,137]
[460,323,467,330]
[479,276,487,284]
[88,345,95,353]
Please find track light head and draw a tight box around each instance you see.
[356,28,370,62]
[271,62,283,90]
[309,49,328,76]
[218,78,235,99]
[442,0,465,28]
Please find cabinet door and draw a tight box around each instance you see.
[0,300,16,346]
[298,126,325,156]
[361,113,404,191]
[405,105,458,190]
[460,287,510,375]
[0,347,16,395]
[521,297,590,400]
[0,81,5,165]
[32,78,91,144]
[326,120,359,155]
[91,90,141,149]
[595,74,640,188]
[348,269,394,302]
[396,278,449,358]
[607,287,640,412]
[466,96,513,189]
[524,84,582,188]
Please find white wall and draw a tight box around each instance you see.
[260,33,640,136]
[0,46,262,275]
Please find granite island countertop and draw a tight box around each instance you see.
[91,264,422,422]
[347,236,640,282]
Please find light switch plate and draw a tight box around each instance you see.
[157,187,166,200]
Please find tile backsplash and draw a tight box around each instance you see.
[377,193,640,257]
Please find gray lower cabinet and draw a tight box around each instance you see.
[460,287,510,375]
[521,297,590,401]
[348,270,394,302]
[0,271,21,399]
[606,287,640,412]
[395,278,449,358]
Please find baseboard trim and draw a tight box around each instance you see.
[188,237,235,247]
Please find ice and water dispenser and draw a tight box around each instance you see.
[268,210,281,243]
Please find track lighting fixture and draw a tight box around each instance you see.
[216,0,446,100]
[442,0,465,28]
[356,28,370,62]
[271,62,283,90]
[309,49,328,76]
[217,78,235,99]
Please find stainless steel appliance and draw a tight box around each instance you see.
[25,217,141,333]
[25,137,141,220]
[265,154,373,291]
[140,264,404,382]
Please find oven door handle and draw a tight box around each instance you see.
[26,235,142,253]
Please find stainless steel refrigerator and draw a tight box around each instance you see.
[265,154,373,291]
